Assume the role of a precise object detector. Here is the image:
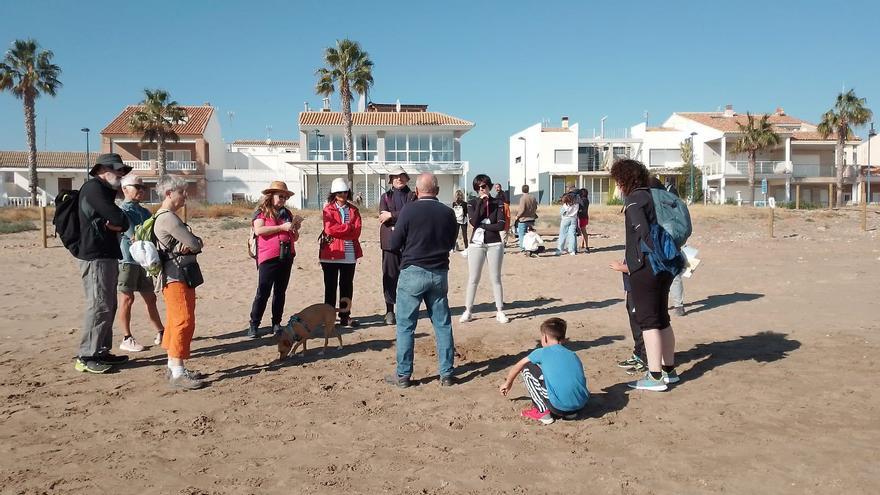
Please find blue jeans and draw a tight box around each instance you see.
[557,216,577,254]
[395,265,455,378]
[517,220,534,251]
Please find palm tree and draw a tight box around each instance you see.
[732,113,781,206]
[0,39,62,204]
[315,39,374,186]
[128,89,187,179]
[818,89,873,207]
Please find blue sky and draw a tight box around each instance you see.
[2,0,878,183]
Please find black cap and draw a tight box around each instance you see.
[89,153,133,177]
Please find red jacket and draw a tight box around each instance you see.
[319,201,363,261]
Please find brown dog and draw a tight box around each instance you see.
[276,298,349,360]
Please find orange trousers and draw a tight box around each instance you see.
[162,281,196,359]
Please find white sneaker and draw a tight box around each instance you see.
[460,250,468,258]
[495,311,509,324]
[154,332,163,346]
[119,336,145,352]
[570,252,577,256]
[459,311,472,323]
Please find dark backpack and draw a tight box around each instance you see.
[53,190,80,256]
[576,195,590,219]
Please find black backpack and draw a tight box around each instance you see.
[576,194,590,219]
[53,189,80,256]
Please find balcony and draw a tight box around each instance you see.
[704,160,788,176]
[124,160,199,172]
[792,164,836,178]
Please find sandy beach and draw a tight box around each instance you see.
[1,204,878,494]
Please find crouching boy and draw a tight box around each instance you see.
[499,317,589,424]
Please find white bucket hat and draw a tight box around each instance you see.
[330,177,350,193]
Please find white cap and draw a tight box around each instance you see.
[330,177,350,193]
[120,174,143,187]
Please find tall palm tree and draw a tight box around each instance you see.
[0,39,62,204]
[128,89,187,179]
[818,89,873,207]
[732,113,781,206]
[315,39,374,187]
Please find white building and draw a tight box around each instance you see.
[210,140,304,207]
[0,151,96,206]
[856,128,879,204]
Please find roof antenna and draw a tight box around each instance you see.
[266,125,272,145]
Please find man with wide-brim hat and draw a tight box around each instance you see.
[89,152,133,177]
[378,166,416,325]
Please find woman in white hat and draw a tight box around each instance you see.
[319,178,363,327]
[246,181,303,338]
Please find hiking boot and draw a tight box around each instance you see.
[662,369,680,384]
[439,375,456,387]
[627,372,668,392]
[169,370,205,390]
[245,324,258,339]
[384,312,396,326]
[119,336,145,353]
[521,406,554,425]
[94,352,128,365]
[75,358,112,374]
[384,374,411,389]
[459,311,472,323]
[674,306,686,317]
[495,311,509,324]
[154,332,163,346]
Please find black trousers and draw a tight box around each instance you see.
[250,257,293,327]
[381,250,401,307]
[321,262,355,319]
[458,224,468,248]
[627,291,647,362]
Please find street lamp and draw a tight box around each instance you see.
[313,130,324,208]
[868,123,876,204]
[517,136,527,193]
[80,128,90,177]
[689,131,697,204]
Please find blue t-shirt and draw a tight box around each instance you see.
[527,344,589,412]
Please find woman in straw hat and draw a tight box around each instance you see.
[319,177,363,328]
[246,181,303,338]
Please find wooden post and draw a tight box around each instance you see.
[828,184,834,209]
[795,184,800,210]
[862,181,868,232]
[769,205,774,238]
[40,206,48,248]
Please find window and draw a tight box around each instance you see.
[167,150,192,162]
[515,156,521,164]
[231,193,247,202]
[649,149,681,167]
[2,172,13,182]
[384,133,453,163]
[578,146,602,171]
[141,149,158,161]
[613,146,631,158]
[308,132,378,161]
[554,149,573,165]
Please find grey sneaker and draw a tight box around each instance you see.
[271,324,283,337]
[384,374,411,388]
[169,369,205,390]
[384,312,396,325]
[165,368,206,380]
[674,306,686,317]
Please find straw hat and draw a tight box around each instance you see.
[262,181,293,197]
[330,178,350,193]
[387,166,410,180]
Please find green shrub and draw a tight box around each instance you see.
[606,197,623,206]
[219,218,250,230]
[0,220,38,234]
[725,197,737,205]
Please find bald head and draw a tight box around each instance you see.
[415,172,439,196]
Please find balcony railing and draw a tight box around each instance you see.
[704,160,787,176]
[124,160,199,172]
[792,164,836,178]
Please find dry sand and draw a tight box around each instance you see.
[1,204,878,494]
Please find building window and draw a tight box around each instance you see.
[167,150,192,162]
[307,132,377,161]
[1,172,13,182]
[613,146,631,158]
[649,149,681,167]
[141,149,158,161]
[578,146,602,171]
[231,193,247,202]
[385,133,453,163]
[515,156,521,164]
[554,149,573,165]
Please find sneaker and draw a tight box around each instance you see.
[625,361,648,375]
[459,250,468,258]
[495,311,509,324]
[662,369,680,384]
[245,324,258,339]
[617,355,645,369]
[384,374,411,389]
[74,358,112,374]
[562,412,579,420]
[384,311,396,326]
[169,370,206,390]
[165,367,207,380]
[521,406,554,425]
[459,311,472,323]
[439,375,456,387]
[119,336,145,352]
[674,306,686,317]
[94,352,129,365]
[340,318,359,328]
[627,372,668,392]
[154,332,163,346]
[570,252,577,256]
[271,324,284,337]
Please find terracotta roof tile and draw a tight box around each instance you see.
[101,105,214,135]
[791,131,859,141]
[0,151,100,170]
[677,112,811,133]
[232,140,299,147]
[298,111,473,127]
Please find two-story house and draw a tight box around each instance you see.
[0,151,97,206]
[100,105,225,202]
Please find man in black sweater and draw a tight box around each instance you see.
[378,167,416,326]
[75,153,132,374]
[385,172,458,388]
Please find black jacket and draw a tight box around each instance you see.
[389,197,458,271]
[76,178,129,261]
[467,196,506,244]
[622,188,656,275]
[379,187,417,251]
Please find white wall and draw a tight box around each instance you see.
[203,113,226,168]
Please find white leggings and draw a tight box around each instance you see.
[465,243,504,311]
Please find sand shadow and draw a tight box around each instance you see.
[449,298,562,317]
[684,292,764,315]
[585,244,625,254]
[579,382,632,419]
[674,331,800,386]
[508,299,623,321]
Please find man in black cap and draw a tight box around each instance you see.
[74,153,133,373]
[378,167,416,325]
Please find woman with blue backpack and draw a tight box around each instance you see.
[608,159,679,392]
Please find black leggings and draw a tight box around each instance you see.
[321,262,355,319]
[459,223,468,248]
[250,257,294,327]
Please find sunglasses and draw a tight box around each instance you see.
[126,184,146,190]
[478,184,490,190]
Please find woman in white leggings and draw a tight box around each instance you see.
[461,174,509,324]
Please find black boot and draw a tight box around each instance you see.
[245,323,258,339]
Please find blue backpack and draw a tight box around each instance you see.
[650,188,692,249]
